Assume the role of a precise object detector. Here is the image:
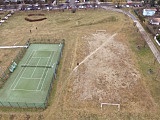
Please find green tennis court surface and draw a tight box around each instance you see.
[0,44,63,108]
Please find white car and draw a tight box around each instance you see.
[7,14,11,17]
[4,16,8,20]
[0,20,5,23]
[126,5,130,7]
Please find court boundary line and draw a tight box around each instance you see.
[11,50,56,92]
[36,51,55,90]
[12,50,47,91]
[10,50,35,90]
[12,51,37,90]
[10,88,40,92]
[20,77,42,80]
[32,57,50,59]
[30,58,41,78]
[39,52,56,91]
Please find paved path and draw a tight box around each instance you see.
[102,6,160,64]
[0,46,28,49]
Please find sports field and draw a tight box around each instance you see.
[0,43,63,108]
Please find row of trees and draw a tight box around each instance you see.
[156,34,160,43]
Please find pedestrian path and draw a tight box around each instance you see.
[102,6,160,64]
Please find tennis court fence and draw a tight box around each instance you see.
[0,101,47,109]
[0,39,65,109]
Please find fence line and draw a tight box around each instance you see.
[0,40,64,109]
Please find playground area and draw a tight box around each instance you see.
[0,43,63,108]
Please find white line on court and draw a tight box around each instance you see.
[30,58,41,78]
[36,51,55,90]
[32,57,50,59]
[38,52,56,91]
[12,51,37,90]
[11,49,57,92]
[20,77,42,80]
[10,50,35,90]
[11,89,40,92]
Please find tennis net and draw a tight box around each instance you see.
[21,65,52,68]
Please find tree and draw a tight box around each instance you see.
[158,0,160,6]
[150,0,155,7]
[156,34,160,43]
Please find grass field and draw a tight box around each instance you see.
[0,8,160,119]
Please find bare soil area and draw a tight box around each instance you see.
[62,32,156,113]
[44,32,157,120]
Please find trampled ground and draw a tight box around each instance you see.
[0,9,160,119]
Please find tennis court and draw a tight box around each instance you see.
[0,43,63,108]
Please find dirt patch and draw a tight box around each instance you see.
[64,32,156,113]
[28,14,45,16]
[25,17,47,22]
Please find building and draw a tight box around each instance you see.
[150,18,160,25]
[143,9,157,16]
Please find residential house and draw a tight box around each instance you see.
[143,9,157,16]
[150,18,160,25]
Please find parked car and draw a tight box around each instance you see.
[3,16,8,20]
[0,20,5,23]
[126,4,130,7]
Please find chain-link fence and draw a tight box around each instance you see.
[0,39,64,109]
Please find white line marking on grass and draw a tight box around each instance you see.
[14,42,19,45]
[10,51,35,90]
[101,103,120,111]
[38,52,56,91]
[71,33,117,73]
[36,51,55,90]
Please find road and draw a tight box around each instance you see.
[102,6,160,64]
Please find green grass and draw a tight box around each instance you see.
[126,23,160,108]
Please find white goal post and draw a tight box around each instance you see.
[96,30,106,33]
[101,103,120,111]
